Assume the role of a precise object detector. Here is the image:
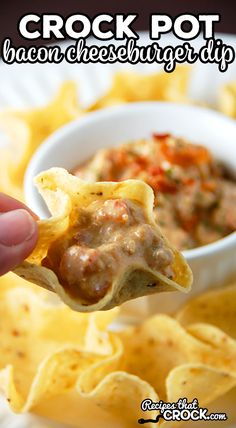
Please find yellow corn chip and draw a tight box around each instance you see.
[0,278,157,427]
[119,314,236,400]
[89,66,190,110]
[0,82,82,188]
[0,277,236,427]
[167,364,236,406]
[176,284,236,339]
[33,372,159,428]
[218,81,236,118]
[13,167,192,312]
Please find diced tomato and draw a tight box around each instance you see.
[97,199,129,223]
[153,133,171,141]
[183,178,195,186]
[157,177,178,193]
[201,180,217,192]
[145,163,178,193]
[181,214,199,232]
[147,175,178,193]
[147,165,163,176]
[160,140,211,166]
[135,155,149,167]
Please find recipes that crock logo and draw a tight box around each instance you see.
[138,398,228,424]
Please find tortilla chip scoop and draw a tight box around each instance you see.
[13,168,192,312]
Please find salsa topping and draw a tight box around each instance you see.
[74,135,236,250]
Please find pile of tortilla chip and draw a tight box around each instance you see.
[89,66,190,110]
[0,273,236,427]
[0,81,82,200]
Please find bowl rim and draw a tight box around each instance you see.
[24,101,236,261]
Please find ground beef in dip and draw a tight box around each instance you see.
[74,135,236,250]
[42,199,174,304]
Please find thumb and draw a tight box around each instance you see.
[0,209,38,276]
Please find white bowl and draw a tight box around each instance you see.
[24,102,236,316]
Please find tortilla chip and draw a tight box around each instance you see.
[0,82,82,187]
[187,323,236,351]
[0,277,118,368]
[176,284,236,339]
[218,81,236,118]
[0,281,121,410]
[0,279,158,428]
[119,314,236,400]
[13,167,192,312]
[167,364,236,406]
[34,372,159,428]
[1,278,236,426]
[89,66,190,110]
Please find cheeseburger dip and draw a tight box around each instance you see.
[42,198,174,304]
[74,134,236,251]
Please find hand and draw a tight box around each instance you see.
[0,193,38,276]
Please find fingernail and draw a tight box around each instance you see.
[0,209,36,246]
